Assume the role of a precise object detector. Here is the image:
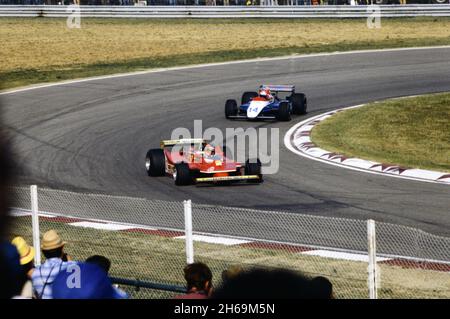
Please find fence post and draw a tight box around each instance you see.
[184,199,194,264]
[31,185,41,266]
[367,219,377,299]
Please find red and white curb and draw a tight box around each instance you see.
[10,209,450,272]
[284,104,450,185]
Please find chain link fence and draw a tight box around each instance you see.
[6,185,450,299]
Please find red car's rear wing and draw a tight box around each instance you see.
[160,138,206,149]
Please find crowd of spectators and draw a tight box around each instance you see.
[3,231,335,299]
[4,231,130,299]
[174,262,334,299]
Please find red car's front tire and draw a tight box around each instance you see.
[146,149,165,177]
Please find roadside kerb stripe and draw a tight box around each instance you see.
[284,102,450,185]
[9,208,450,271]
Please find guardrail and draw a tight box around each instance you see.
[1,5,450,18]
[110,277,186,296]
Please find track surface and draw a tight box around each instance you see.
[2,48,450,236]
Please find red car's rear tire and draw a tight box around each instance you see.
[174,163,192,186]
[245,159,263,183]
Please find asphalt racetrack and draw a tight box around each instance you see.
[2,47,450,236]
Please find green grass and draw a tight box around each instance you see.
[311,92,450,173]
[1,17,450,90]
[7,216,450,299]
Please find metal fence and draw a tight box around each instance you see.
[1,4,450,18]
[1,1,449,5]
[6,185,450,298]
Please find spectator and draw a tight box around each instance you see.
[11,237,35,277]
[0,123,14,241]
[175,262,213,299]
[0,241,27,299]
[31,229,75,299]
[0,117,24,299]
[86,255,111,273]
[85,255,128,298]
[311,276,334,299]
[212,268,332,299]
[52,262,126,299]
[221,264,244,283]
[11,236,35,298]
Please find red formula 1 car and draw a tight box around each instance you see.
[145,138,262,186]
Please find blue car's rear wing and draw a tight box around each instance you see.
[260,85,295,93]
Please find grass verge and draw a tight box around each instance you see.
[311,92,450,173]
[8,216,450,299]
[1,17,450,90]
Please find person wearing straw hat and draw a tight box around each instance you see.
[12,237,35,277]
[11,237,35,298]
[31,230,75,299]
[52,262,126,299]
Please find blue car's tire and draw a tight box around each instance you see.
[245,159,263,183]
[292,93,307,115]
[241,91,258,105]
[225,99,238,119]
[174,163,192,186]
[276,102,291,121]
[145,149,165,177]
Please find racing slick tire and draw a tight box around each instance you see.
[276,101,291,121]
[291,93,307,115]
[245,159,263,183]
[174,163,192,186]
[241,91,258,105]
[145,149,165,177]
[225,99,238,119]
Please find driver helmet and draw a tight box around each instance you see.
[204,144,215,157]
[259,88,272,100]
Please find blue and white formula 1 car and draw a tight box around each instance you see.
[224,85,307,121]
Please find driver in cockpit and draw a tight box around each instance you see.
[203,144,222,163]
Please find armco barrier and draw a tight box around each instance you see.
[1,5,450,18]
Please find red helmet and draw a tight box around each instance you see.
[259,88,271,99]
